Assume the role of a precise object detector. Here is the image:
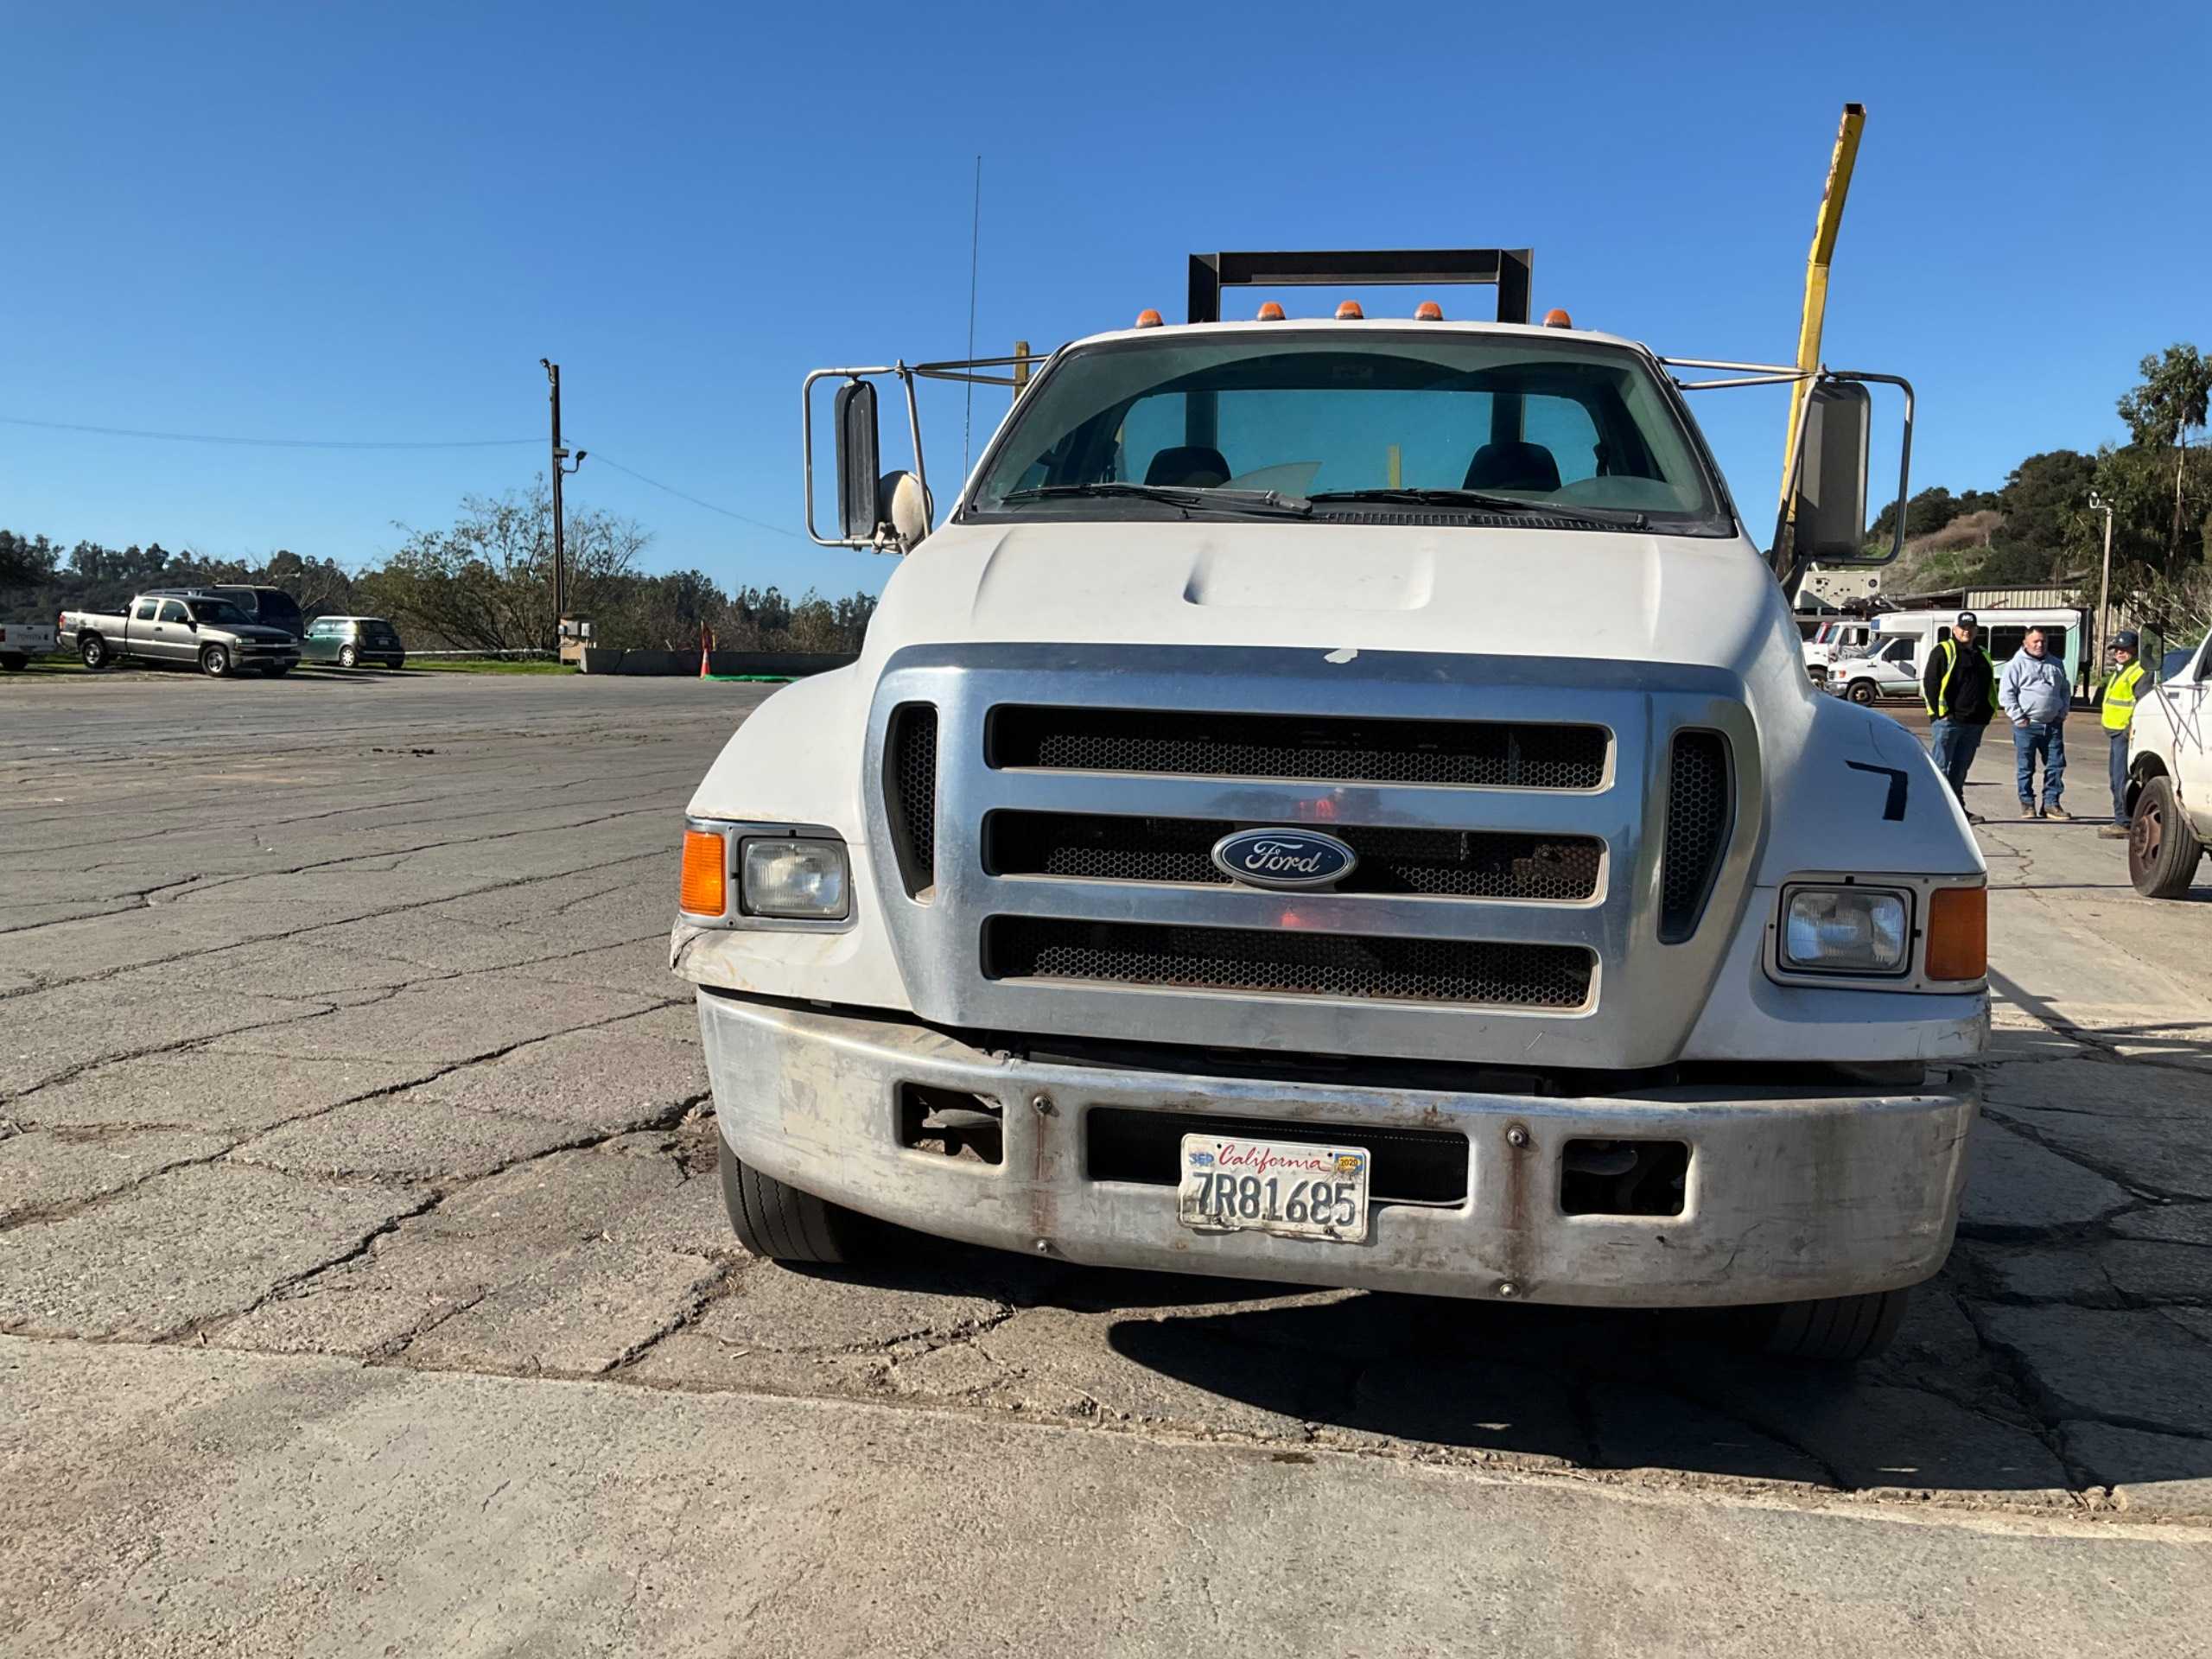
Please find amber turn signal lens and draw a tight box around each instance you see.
[1925,887,1986,981]
[680,830,728,917]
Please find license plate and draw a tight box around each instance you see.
[1177,1134,1371,1243]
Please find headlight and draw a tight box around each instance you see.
[1780,886,1910,976]
[741,837,849,919]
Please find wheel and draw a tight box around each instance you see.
[1753,1287,1910,1363]
[2129,775,2204,899]
[199,644,232,677]
[0,652,26,672]
[79,634,110,670]
[337,644,358,668]
[718,1135,865,1263]
[1847,678,1878,704]
[389,654,406,671]
[259,661,291,677]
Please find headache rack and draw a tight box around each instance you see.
[1185,247,1534,325]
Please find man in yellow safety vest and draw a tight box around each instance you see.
[2098,631,2148,840]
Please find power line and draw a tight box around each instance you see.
[963,153,982,480]
[0,414,537,449]
[588,454,808,541]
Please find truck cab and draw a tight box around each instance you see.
[2126,632,2212,897]
[671,250,1986,1362]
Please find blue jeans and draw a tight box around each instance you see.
[2110,731,2131,824]
[1929,718,1986,805]
[2011,721,2067,807]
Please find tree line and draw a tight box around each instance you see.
[1868,343,2210,636]
[0,481,878,655]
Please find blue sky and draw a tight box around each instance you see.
[5,0,2206,598]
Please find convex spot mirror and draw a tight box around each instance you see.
[832,379,880,543]
[1792,381,1875,564]
[880,471,931,550]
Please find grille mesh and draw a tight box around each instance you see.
[1658,730,1731,943]
[986,918,1593,1007]
[887,704,938,896]
[988,812,1600,901]
[990,707,1606,791]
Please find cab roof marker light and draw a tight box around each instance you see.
[1414,301,1444,321]
[1255,301,1286,321]
[1134,308,1164,328]
[1542,308,1574,328]
[1335,300,1363,320]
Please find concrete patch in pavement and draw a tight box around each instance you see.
[4,1338,2207,1659]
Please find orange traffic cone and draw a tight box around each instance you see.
[699,623,713,679]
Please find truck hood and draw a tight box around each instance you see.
[864,522,1782,675]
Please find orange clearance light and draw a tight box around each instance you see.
[1134,308,1164,328]
[1414,301,1444,321]
[1925,887,1987,982]
[1541,308,1573,328]
[1335,300,1363,320]
[680,829,728,917]
[1255,301,1286,321]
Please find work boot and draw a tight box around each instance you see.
[2099,823,2130,840]
[2044,804,2073,822]
[1966,810,1987,825]
[2018,798,2037,817]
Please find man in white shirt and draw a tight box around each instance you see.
[1998,628,2074,820]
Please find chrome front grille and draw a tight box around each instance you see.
[986,918,1596,1008]
[865,645,1759,1070]
[985,812,1603,901]
[988,705,1607,789]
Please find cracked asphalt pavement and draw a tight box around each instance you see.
[3,672,2209,1655]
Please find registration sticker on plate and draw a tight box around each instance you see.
[1176,1135,1371,1243]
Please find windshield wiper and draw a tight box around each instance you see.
[997,482,1313,519]
[1306,487,1648,530]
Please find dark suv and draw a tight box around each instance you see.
[302,615,406,670]
[143,584,305,639]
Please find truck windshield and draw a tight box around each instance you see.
[965,331,1732,536]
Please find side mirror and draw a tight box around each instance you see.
[832,380,880,542]
[879,471,931,551]
[1790,381,1873,564]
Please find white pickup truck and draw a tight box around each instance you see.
[2126,633,2211,897]
[671,248,1986,1363]
[0,620,57,671]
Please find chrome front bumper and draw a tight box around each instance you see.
[699,989,1976,1308]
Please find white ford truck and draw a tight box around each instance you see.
[671,249,1988,1362]
[2126,632,2211,898]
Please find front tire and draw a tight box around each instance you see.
[1753,1287,1910,1363]
[337,644,358,668]
[718,1135,866,1263]
[80,634,110,670]
[2129,775,2204,899]
[199,644,232,677]
[1847,678,1878,704]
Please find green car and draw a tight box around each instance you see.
[303,615,406,670]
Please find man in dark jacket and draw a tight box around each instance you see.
[1923,612,1996,824]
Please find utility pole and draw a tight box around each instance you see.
[2090,490,2115,679]
[540,359,586,643]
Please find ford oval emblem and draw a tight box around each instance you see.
[1211,828,1358,891]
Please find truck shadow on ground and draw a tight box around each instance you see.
[802,1234,2126,1497]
